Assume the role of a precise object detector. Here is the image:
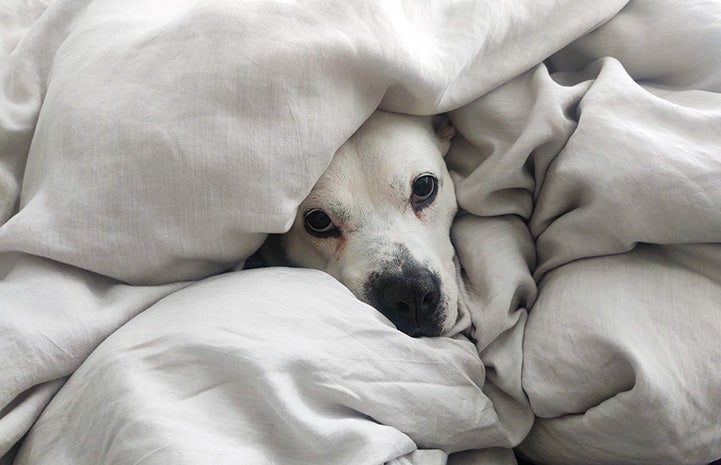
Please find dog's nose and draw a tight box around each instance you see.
[369,268,441,336]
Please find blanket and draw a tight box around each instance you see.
[2,0,720,464]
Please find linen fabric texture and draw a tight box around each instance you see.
[1,1,720,464]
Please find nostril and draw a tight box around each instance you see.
[422,291,437,307]
[397,301,411,313]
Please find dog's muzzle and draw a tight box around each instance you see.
[365,265,444,337]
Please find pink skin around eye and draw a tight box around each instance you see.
[333,234,347,259]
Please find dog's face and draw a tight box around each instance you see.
[264,111,459,337]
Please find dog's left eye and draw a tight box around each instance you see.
[304,209,339,237]
[411,175,437,207]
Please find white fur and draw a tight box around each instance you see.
[265,110,459,335]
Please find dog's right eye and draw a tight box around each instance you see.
[304,209,338,237]
[411,174,437,208]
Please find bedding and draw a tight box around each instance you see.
[1,0,720,464]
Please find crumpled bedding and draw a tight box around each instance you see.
[1,1,720,464]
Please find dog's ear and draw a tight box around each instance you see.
[431,113,456,156]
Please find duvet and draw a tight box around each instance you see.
[1,1,720,464]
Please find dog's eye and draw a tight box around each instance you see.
[411,175,437,206]
[304,209,338,237]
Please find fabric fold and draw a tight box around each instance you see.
[4,0,721,464]
[14,269,518,465]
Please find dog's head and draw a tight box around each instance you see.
[263,110,458,337]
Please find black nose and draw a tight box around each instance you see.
[368,268,441,336]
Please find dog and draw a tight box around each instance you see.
[262,110,459,337]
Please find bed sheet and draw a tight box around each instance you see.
[2,0,721,464]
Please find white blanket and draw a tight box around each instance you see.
[2,1,720,464]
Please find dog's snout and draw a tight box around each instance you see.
[369,268,442,336]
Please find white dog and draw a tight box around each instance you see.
[263,110,459,337]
